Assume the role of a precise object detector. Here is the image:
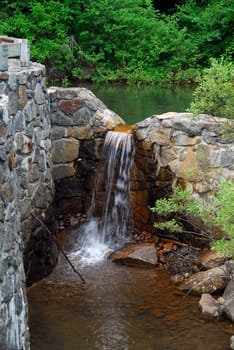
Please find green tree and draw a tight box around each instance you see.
[0,0,196,83]
[68,0,194,83]
[175,0,234,66]
[0,0,233,84]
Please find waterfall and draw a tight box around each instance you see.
[71,130,135,264]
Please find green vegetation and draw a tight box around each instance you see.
[188,58,234,119]
[0,0,233,84]
[151,181,234,257]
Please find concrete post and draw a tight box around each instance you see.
[20,39,30,67]
[0,44,8,71]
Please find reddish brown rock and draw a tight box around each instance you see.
[195,250,227,270]
[109,243,158,268]
[162,242,174,253]
[0,72,9,80]
[59,99,83,114]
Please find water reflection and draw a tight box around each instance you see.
[78,83,193,124]
[28,256,232,350]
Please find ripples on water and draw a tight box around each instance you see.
[28,256,232,350]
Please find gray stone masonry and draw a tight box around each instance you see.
[0,60,55,349]
[136,112,234,194]
[48,86,124,214]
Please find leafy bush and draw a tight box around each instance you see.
[151,180,234,257]
[211,181,234,257]
[188,58,234,118]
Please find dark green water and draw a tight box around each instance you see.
[79,84,193,124]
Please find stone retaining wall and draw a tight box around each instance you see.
[136,112,234,193]
[133,112,234,230]
[0,60,55,349]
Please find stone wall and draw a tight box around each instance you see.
[133,112,234,231]
[0,60,56,349]
[48,86,124,215]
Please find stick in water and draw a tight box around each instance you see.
[31,212,86,284]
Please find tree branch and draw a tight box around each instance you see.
[31,212,86,284]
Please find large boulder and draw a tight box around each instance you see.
[109,243,158,268]
[180,265,229,295]
[224,298,234,323]
[226,261,234,278]
[221,264,234,323]
[223,280,234,300]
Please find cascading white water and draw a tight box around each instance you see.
[71,130,135,264]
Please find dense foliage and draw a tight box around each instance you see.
[0,0,233,84]
[151,181,234,258]
[189,58,234,119]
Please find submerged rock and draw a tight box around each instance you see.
[180,265,229,295]
[109,243,158,268]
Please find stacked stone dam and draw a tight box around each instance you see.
[0,60,233,349]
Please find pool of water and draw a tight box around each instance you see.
[77,83,193,124]
[28,254,232,350]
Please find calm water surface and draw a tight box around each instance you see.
[28,254,232,350]
[78,84,193,124]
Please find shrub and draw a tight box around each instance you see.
[188,58,234,119]
[151,180,234,257]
